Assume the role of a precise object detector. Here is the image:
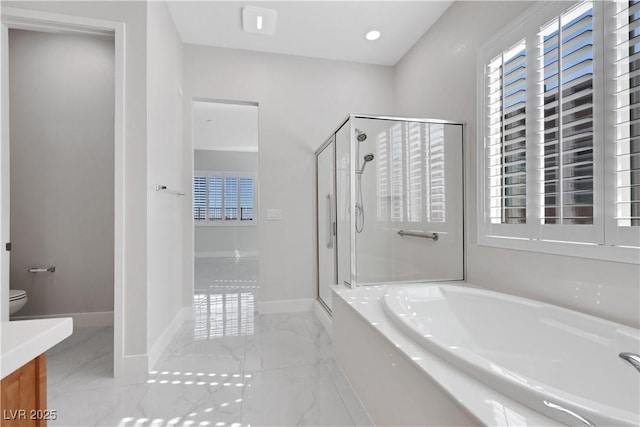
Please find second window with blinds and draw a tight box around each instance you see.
[478,0,640,262]
[194,172,256,225]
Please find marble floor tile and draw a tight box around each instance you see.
[45,256,371,426]
[244,328,322,371]
[240,363,355,427]
[48,382,149,427]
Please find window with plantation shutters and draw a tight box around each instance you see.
[193,172,256,225]
[478,0,639,263]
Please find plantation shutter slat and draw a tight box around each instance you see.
[539,1,594,225]
[614,0,640,228]
[486,39,527,225]
[208,176,223,220]
[406,122,423,223]
[239,177,254,221]
[224,177,239,220]
[194,176,207,220]
[390,124,404,222]
[377,129,390,221]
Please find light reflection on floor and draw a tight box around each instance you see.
[193,256,259,340]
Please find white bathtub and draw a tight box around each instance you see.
[382,285,640,427]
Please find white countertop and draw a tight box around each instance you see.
[1,318,73,379]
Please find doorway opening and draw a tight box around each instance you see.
[191,100,259,339]
[1,8,125,377]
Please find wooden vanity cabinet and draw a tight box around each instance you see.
[0,355,47,427]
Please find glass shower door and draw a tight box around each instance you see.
[352,117,464,284]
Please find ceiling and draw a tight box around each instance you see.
[166,1,453,66]
[193,101,259,152]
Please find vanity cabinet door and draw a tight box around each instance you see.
[0,354,47,427]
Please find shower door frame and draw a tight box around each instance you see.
[344,114,467,288]
[314,136,338,313]
[1,7,126,377]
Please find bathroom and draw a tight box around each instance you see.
[0,1,638,426]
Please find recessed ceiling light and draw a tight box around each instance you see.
[242,6,277,35]
[366,30,381,41]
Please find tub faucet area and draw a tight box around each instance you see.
[619,352,640,373]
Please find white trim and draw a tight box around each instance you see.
[120,353,148,378]
[195,222,257,228]
[148,307,186,370]
[11,311,114,327]
[195,250,259,259]
[258,298,314,314]
[314,300,332,338]
[478,234,639,264]
[1,7,126,377]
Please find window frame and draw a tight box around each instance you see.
[193,170,258,227]
[477,0,640,264]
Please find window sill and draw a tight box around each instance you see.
[477,234,639,265]
[194,221,258,228]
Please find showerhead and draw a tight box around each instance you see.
[357,153,375,174]
[356,129,368,142]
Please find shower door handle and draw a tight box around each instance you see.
[327,194,335,249]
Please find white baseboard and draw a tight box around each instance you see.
[258,298,314,314]
[11,311,113,327]
[148,307,186,370]
[195,251,259,258]
[314,300,332,338]
[120,353,148,378]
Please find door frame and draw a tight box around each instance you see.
[1,7,125,377]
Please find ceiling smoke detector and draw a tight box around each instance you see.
[242,6,277,35]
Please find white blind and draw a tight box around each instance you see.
[224,177,238,220]
[486,39,527,225]
[208,176,223,220]
[613,0,640,228]
[193,173,255,224]
[194,176,207,220]
[539,1,595,225]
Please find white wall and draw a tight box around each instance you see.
[182,46,395,307]
[193,101,258,152]
[395,1,640,328]
[146,1,184,352]
[8,29,114,318]
[194,150,259,256]
[2,1,149,363]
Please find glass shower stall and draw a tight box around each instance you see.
[315,114,464,312]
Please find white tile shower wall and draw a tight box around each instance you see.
[3,0,150,358]
[146,1,184,351]
[394,1,640,327]
[193,150,259,256]
[8,29,114,317]
[182,45,395,307]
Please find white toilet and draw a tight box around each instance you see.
[9,289,27,315]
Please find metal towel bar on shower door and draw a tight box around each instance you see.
[397,230,439,241]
